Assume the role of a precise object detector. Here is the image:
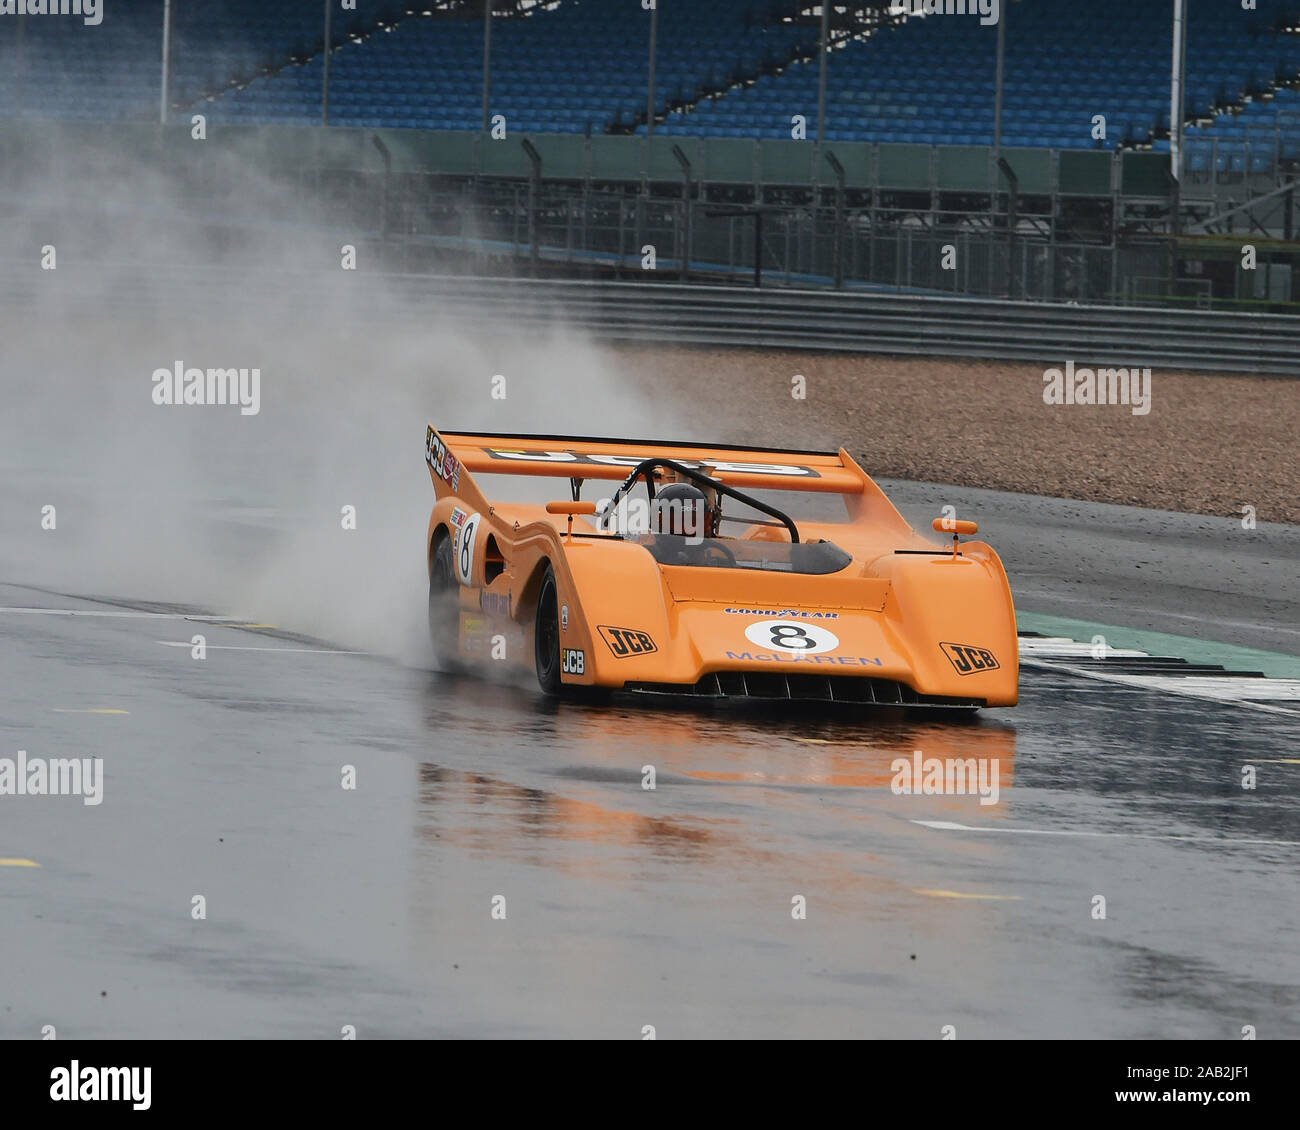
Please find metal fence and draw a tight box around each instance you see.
[315,173,1180,305]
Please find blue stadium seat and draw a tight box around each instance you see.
[4,0,1300,159]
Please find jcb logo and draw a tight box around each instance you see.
[426,428,448,477]
[561,648,585,675]
[599,625,658,658]
[940,642,1000,675]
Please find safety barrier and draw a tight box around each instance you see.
[5,263,1296,374]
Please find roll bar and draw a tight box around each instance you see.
[597,458,801,544]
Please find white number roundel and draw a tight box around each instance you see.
[744,619,839,655]
[456,512,481,586]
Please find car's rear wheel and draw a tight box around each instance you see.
[428,533,459,658]
[534,564,562,695]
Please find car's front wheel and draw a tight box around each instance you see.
[534,564,562,694]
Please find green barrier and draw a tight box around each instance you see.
[997,147,1052,194]
[478,133,532,178]
[821,142,873,189]
[935,146,991,192]
[759,138,816,185]
[648,135,699,181]
[701,137,758,184]
[0,120,1143,198]
[1058,149,1112,195]
[532,132,587,180]
[590,135,643,181]
[877,143,930,188]
[1122,151,1170,196]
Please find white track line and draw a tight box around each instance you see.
[0,606,235,621]
[1019,637,1148,659]
[1127,675,1300,701]
[1020,656,1300,717]
[0,604,359,654]
[1023,636,1300,715]
[914,820,1300,848]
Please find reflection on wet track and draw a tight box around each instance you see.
[1,588,1298,1038]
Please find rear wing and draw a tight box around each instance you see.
[426,428,867,495]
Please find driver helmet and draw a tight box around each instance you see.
[652,482,711,539]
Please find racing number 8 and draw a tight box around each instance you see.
[770,624,815,649]
[745,618,840,656]
[456,513,480,586]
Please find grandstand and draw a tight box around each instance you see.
[1,0,1298,306]
[652,1,1300,150]
[4,0,1300,151]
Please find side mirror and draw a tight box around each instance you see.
[547,499,597,540]
[932,518,978,536]
[933,517,978,560]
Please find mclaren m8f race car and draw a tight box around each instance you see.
[424,428,1019,711]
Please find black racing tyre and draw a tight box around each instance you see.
[534,564,562,695]
[428,533,458,654]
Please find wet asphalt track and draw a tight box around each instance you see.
[2,534,1299,1039]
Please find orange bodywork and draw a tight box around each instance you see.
[425,428,1019,709]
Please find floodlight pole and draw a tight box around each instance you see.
[322,0,333,125]
[993,2,1006,154]
[646,0,659,136]
[160,0,172,124]
[482,0,493,133]
[816,1,830,142]
[15,14,23,118]
[1170,0,1187,184]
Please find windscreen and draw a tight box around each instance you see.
[635,534,852,574]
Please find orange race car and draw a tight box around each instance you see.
[424,428,1019,711]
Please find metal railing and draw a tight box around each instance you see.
[6,262,1296,375]
[388,276,1299,373]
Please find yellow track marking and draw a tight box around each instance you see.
[792,737,832,745]
[1253,759,1300,764]
[51,708,129,715]
[237,624,278,629]
[0,859,41,868]
[913,889,1021,900]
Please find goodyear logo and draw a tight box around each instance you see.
[724,607,839,619]
[940,642,1000,675]
[599,626,658,658]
